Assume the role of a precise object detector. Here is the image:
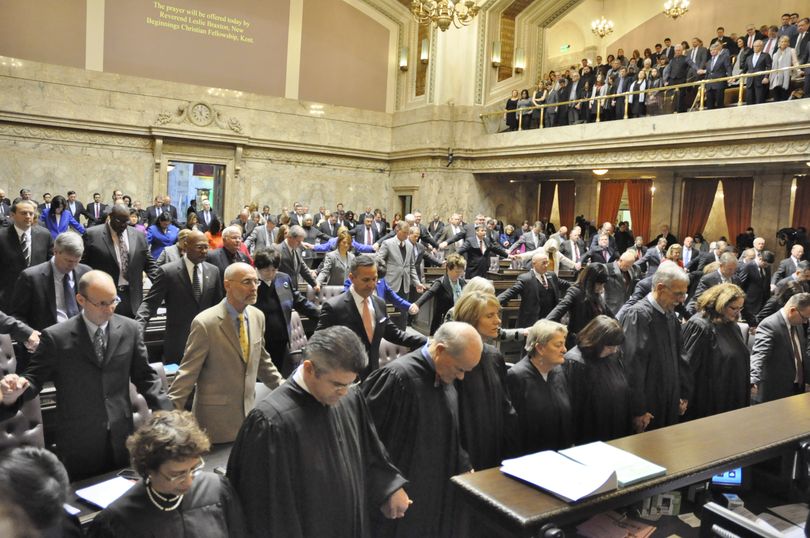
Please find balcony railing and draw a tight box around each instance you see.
[480,63,810,133]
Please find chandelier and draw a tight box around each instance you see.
[410,0,480,32]
[591,16,614,38]
[663,0,689,19]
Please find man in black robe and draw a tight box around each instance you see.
[620,261,692,432]
[227,326,410,538]
[362,321,482,538]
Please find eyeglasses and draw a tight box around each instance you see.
[664,286,688,298]
[797,310,810,323]
[314,367,361,392]
[158,458,205,484]
[82,295,121,308]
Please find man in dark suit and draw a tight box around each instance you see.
[774,260,810,296]
[773,244,805,287]
[317,212,339,238]
[64,191,85,224]
[84,192,108,227]
[0,309,38,351]
[0,270,172,480]
[739,251,775,324]
[795,18,809,99]
[698,42,732,109]
[427,214,445,240]
[565,71,587,125]
[710,27,735,53]
[162,195,180,226]
[688,37,709,70]
[196,199,218,232]
[744,40,772,105]
[687,253,741,314]
[497,251,570,328]
[697,240,729,271]
[279,225,319,291]
[352,215,381,247]
[0,200,54,311]
[582,233,616,265]
[136,231,224,364]
[82,204,158,318]
[253,247,320,374]
[372,211,388,237]
[558,226,586,268]
[662,38,675,60]
[0,189,10,226]
[10,232,92,371]
[457,225,508,279]
[635,237,667,277]
[666,44,694,112]
[316,255,426,378]
[680,236,701,272]
[604,252,640,315]
[750,293,810,403]
[206,225,251,278]
[145,195,165,227]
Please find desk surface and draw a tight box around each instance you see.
[452,393,810,533]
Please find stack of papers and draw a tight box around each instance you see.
[560,442,667,487]
[500,442,667,503]
[500,451,618,502]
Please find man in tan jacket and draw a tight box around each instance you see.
[169,262,283,443]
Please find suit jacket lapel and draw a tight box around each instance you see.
[176,261,196,303]
[103,316,125,366]
[217,303,243,359]
[343,293,369,345]
[74,318,100,367]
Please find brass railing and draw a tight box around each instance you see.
[480,62,810,131]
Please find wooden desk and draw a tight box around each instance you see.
[452,393,810,537]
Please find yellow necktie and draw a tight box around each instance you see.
[238,313,249,363]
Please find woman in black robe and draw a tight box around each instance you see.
[547,263,613,348]
[89,411,246,538]
[681,283,750,421]
[506,319,574,454]
[564,315,632,444]
[505,89,520,131]
[452,291,519,469]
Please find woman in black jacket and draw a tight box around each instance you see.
[547,263,613,348]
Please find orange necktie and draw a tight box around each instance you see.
[362,299,374,342]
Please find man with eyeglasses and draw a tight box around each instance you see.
[228,326,410,537]
[0,270,171,480]
[620,261,691,433]
[168,262,283,444]
[750,293,810,403]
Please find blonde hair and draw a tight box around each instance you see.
[453,291,500,329]
[524,319,567,354]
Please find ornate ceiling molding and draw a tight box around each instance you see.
[0,122,152,149]
[242,147,389,172]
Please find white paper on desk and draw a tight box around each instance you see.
[75,476,136,509]
[559,441,667,487]
[730,506,785,535]
[768,503,809,528]
[500,451,617,503]
[757,512,805,537]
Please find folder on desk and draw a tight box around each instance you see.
[500,451,618,503]
[560,442,667,487]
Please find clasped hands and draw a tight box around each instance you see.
[0,374,30,405]
[380,487,411,519]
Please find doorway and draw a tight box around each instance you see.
[167,161,226,222]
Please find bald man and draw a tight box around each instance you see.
[168,262,283,443]
[0,270,171,480]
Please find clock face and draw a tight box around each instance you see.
[189,102,213,126]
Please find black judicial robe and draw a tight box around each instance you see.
[621,297,690,430]
[506,357,574,454]
[681,315,750,421]
[456,343,519,470]
[88,472,247,538]
[564,346,632,444]
[363,348,472,538]
[226,379,407,538]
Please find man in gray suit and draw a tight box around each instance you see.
[750,293,810,403]
[278,225,319,291]
[508,221,546,254]
[697,42,732,109]
[245,215,278,255]
[377,221,425,328]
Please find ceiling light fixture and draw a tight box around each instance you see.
[663,0,689,19]
[410,0,480,32]
[592,169,609,176]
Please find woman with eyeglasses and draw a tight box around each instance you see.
[89,410,247,537]
[680,283,749,421]
[564,315,632,444]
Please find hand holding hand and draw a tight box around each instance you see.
[632,412,654,433]
[25,331,41,352]
[0,374,29,405]
[408,304,420,315]
[679,399,688,416]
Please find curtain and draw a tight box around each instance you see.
[627,180,653,242]
[538,181,557,223]
[597,181,625,226]
[793,177,810,229]
[722,178,753,243]
[556,181,576,229]
[679,178,718,238]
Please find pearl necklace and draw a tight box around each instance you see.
[145,480,184,512]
